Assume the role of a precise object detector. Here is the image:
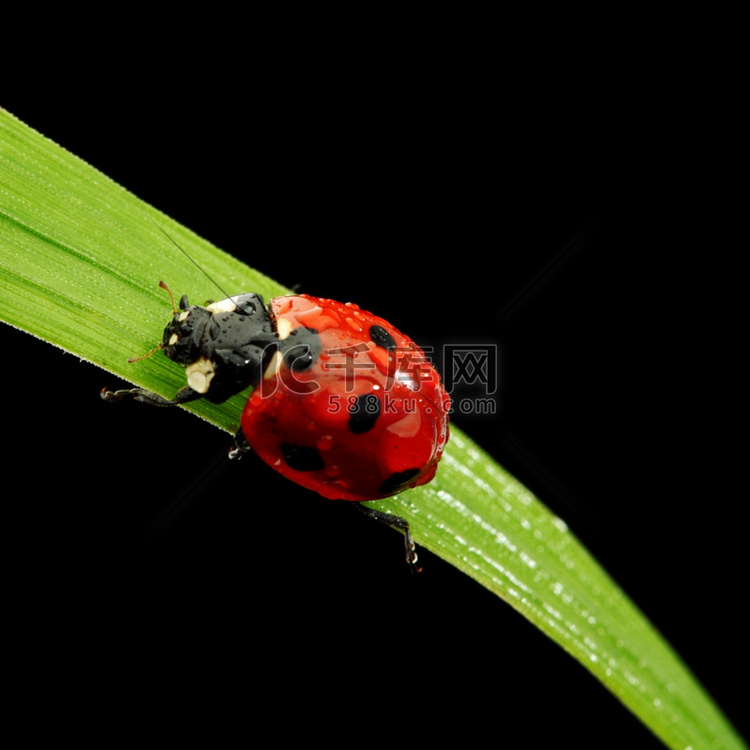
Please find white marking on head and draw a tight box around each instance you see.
[207,298,239,314]
[263,350,283,380]
[186,357,216,393]
[276,317,293,340]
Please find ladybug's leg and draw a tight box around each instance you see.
[228,429,251,461]
[356,505,422,573]
[100,385,203,407]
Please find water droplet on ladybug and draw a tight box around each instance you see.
[316,435,335,451]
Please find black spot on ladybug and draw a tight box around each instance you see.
[281,444,324,472]
[348,393,381,434]
[370,325,397,350]
[283,327,321,372]
[379,468,422,495]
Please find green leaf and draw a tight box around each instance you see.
[0,108,744,750]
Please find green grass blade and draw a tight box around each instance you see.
[1,107,744,750]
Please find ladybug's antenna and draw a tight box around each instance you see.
[158,279,179,314]
[148,217,232,300]
[127,344,163,363]
[125,282,174,362]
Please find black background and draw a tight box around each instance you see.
[3,89,744,748]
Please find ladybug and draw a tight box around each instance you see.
[102,282,450,570]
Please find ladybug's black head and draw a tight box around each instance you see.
[161,296,212,365]
[164,291,279,403]
[132,283,281,404]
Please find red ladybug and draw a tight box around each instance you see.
[103,284,450,570]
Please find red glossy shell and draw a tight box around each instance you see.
[240,294,450,501]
